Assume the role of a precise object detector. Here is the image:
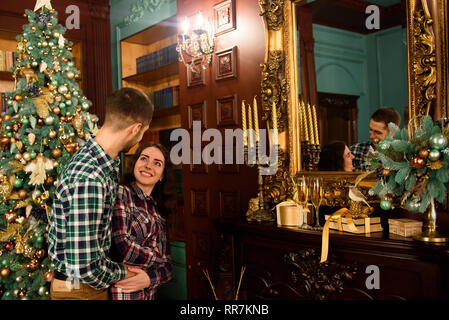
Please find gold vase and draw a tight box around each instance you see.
[413,198,449,243]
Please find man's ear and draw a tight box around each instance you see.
[129,122,143,135]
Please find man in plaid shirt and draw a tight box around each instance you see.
[350,107,401,171]
[48,88,154,300]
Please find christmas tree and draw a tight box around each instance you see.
[0,1,98,300]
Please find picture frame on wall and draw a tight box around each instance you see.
[215,46,237,81]
[213,0,236,36]
[187,59,206,87]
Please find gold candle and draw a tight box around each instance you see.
[248,102,254,148]
[301,101,309,142]
[312,105,319,145]
[253,96,259,143]
[307,103,315,144]
[272,101,278,146]
[242,100,247,146]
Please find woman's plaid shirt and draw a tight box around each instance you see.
[48,137,127,290]
[110,183,172,300]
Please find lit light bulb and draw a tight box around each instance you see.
[182,17,189,35]
[196,12,204,29]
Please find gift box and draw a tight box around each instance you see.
[324,215,382,234]
[388,218,423,237]
[276,201,304,227]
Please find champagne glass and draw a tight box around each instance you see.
[309,177,323,229]
[296,176,310,229]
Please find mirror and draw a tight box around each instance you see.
[296,0,408,152]
[259,0,449,206]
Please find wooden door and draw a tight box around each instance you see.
[177,0,264,299]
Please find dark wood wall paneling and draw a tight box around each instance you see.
[0,0,112,123]
[177,0,263,299]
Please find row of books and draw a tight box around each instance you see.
[1,92,7,113]
[136,43,178,74]
[148,86,179,111]
[0,50,16,72]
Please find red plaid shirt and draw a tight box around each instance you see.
[110,182,172,300]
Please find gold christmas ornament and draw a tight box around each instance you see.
[45,175,54,187]
[33,87,54,118]
[18,189,28,200]
[17,288,27,299]
[19,65,39,84]
[4,211,18,223]
[23,152,31,162]
[51,148,62,158]
[35,249,46,259]
[0,266,11,278]
[52,106,61,115]
[27,259,40,271]
[28,132,36,146]
[48,129,57,138]
[14,94,23,102]
[44,271,54,282]
[24,154,55,186]
[23,244,36,258]
[66,71,74,79]
[64,141,78,155]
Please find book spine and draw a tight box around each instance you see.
[0,50,5,71]
[1,92,6,113]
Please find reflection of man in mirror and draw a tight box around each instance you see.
[350,107,401,171]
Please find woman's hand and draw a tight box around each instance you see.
[115,266,151,293]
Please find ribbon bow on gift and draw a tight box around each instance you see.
[320,208,358,263]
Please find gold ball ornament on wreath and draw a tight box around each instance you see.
[410,156,426,169]
[418,149,430,159]
[381,168,391,177]
[14,94,23,102]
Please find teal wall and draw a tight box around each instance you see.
[109,0,177,90]
[109,0,186,300]
[299,24,408,143]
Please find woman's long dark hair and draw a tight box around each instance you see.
[121,142,177,220]
[318,140,346,171]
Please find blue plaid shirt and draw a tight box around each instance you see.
[350,141,375,171]
[48,137,127,289]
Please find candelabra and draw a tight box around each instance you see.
[298,101,320,170]
[177,12,215,74]
[242,97,278,223]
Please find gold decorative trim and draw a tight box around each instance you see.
[259,0,285,31]
[298,172,378,207]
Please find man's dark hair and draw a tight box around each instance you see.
[104,87,154,129]
[370,107,401,128]
[318,140,346,171]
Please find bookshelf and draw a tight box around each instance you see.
[120,15,181,133]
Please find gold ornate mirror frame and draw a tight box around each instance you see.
[259,0,448,206]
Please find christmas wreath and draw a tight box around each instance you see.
[369,116,449,213]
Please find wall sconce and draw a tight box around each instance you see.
[177,12,215,74]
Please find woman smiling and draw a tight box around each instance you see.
[110,142,177,300]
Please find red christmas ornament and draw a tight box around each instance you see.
[3,242,14,251]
